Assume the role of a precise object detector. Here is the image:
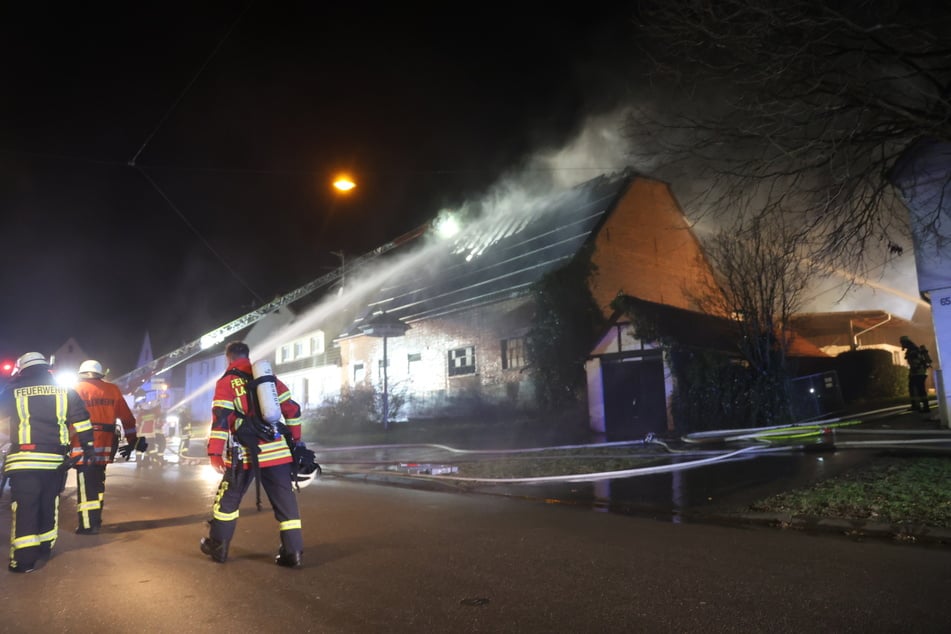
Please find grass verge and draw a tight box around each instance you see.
[746,455,951,529]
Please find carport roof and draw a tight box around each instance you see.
[610,295,830,358]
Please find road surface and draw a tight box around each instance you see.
[1,459,949,633]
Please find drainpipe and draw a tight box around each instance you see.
[852,313,892,349]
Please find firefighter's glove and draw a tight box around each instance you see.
[134,437,148,453]
[117,444,133,460]
[82,443,97,465]
[209,454,226,474]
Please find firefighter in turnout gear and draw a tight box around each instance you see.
[134,400,162,466]
[900,336,933,413]
[0,353,95,573]
[70,359,141,534]
[200,341,305,567]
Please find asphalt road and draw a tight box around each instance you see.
[1,458,950,633]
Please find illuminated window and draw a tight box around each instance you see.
[501,337,526,369]
[448,346,475,377]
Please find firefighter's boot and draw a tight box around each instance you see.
[275,546,302,568]
[200,537,229,563]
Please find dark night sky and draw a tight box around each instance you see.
[0,3,641,373]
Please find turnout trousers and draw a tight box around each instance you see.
[209,462,303,553]
[9,470,62,571]
[75,464,107,531]
[909,375,930,412]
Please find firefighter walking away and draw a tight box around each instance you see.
[70,359,144,534]
[200,341,308,567]
[0,353,95,573]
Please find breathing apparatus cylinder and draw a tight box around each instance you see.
[252,359,283,424]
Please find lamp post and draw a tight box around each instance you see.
[359,311,409,430]
[330,250,346,293]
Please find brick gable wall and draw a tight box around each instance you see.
[589,179,725,316]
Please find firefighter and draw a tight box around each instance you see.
[134,400,162,466]
[900,336,933,412]
[0,352,95,573]
[200,341,306,567]
[70,359,143,534]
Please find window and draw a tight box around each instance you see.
[293,341,304,359]
[353,363,365,383]
[280,345,291,363]
[310,333,325,355]
[501,337,526,370]
[448,346,476,377]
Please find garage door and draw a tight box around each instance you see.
[602,356,666,441]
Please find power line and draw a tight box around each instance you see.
[128,1,255,167]
[135,166,264,304]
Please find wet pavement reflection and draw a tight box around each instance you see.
[310,408,949,522]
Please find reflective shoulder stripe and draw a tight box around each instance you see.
[15,396,31,444]
[56,392,67,424]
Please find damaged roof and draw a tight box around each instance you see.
[338,171,634,338]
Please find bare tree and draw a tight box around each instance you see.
[699,215,817,423]
[628,0,951,273]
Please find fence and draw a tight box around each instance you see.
[789,371,845,422]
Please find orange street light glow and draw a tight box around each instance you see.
[333,176,356,192]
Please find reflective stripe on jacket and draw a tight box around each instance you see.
[0,368,93,471]
[70,377,137,465]
[205,357,302,469]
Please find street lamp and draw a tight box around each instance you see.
[359,311,409,430]
[333,175,356,193]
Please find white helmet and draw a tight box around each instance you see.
[294,467,320,489]
[78,359,104,377]
[13,352,49,375]
[292,445,321,489]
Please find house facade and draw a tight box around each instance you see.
[331,172,728,422]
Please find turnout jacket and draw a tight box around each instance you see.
[0,367,94,472]
[70,377,137,465]
[206,357,302,469]
[905,345,933,376]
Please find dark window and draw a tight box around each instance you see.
[407,352,421,374]
[448,347,476,376]
[501,337,526,370]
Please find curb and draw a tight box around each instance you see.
[700,511,951,546]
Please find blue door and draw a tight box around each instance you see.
[602,356,666,440]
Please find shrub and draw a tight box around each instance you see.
[834,349,906,403]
